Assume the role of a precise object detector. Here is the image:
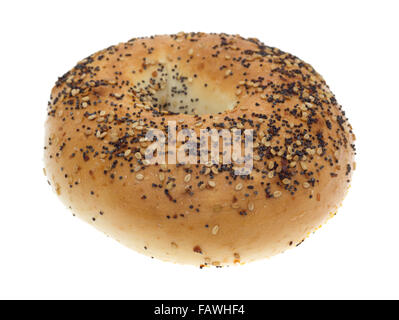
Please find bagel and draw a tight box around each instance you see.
[44,32,356,267]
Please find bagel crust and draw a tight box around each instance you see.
[44,32,356,267]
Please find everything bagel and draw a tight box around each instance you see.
[44,32,356,267]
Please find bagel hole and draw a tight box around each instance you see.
[138,63,237,115]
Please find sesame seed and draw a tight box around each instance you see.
[268,171,274,178]
[212,225,219,235]
[273,191,282,198]
[300,161,308,170]
[248,202,254,211]
[124,149,131,157]
[268,161,274,170]
[166,181,174,190]
[235,183,243,191]
[184,174,191,183]
[134,152,142,160]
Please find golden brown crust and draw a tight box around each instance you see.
[44,32,356,267]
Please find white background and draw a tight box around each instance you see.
[0,0,398,300]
